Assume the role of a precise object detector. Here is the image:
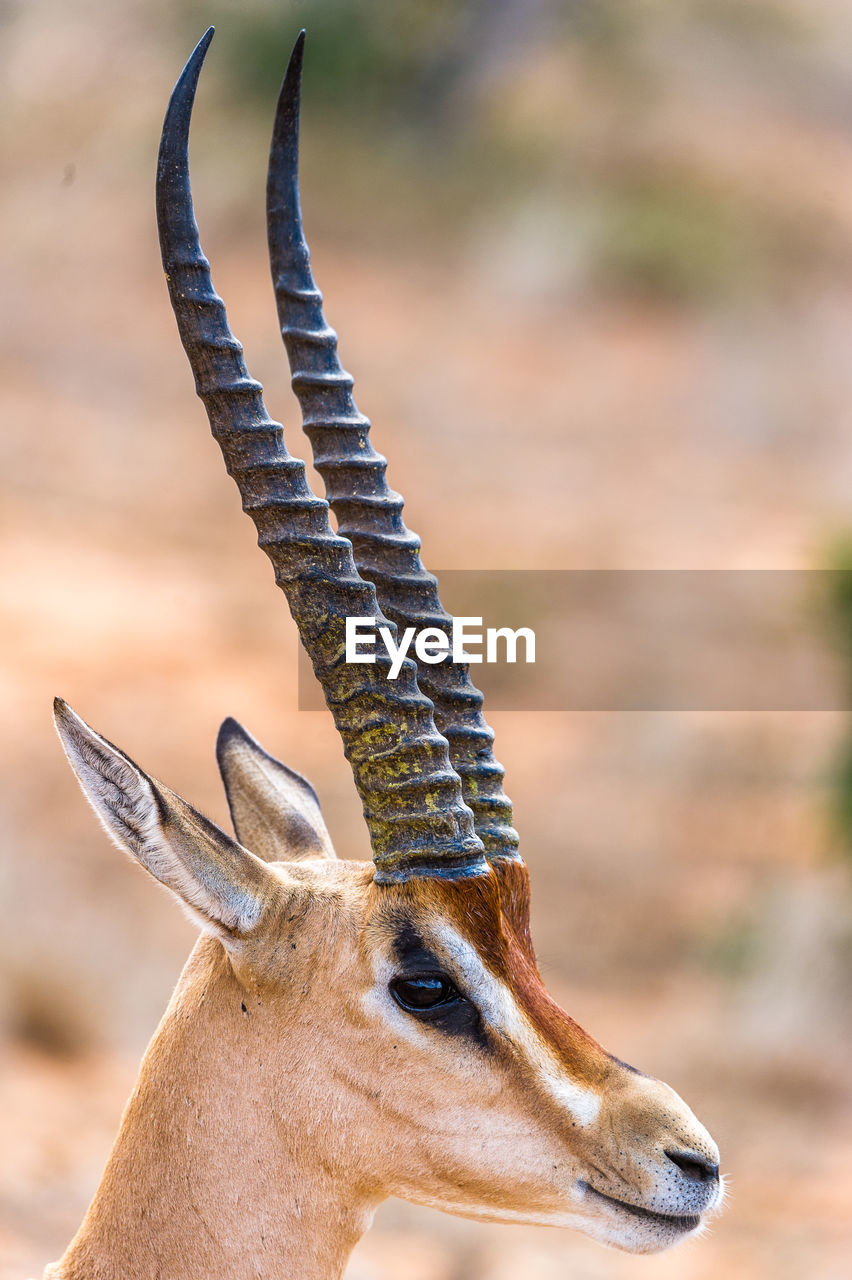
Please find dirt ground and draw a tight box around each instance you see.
[2,2,851,1277]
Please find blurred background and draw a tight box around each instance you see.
[2,0,852,1275]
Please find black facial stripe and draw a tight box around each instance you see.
[389,920,489,1049]
[412,997,488,1045]
[391,920,437,969]
[609,1054,648,1078]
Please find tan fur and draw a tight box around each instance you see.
[47,707,723,1278]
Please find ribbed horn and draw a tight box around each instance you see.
[156,29,486,884]
[266,32,520,865]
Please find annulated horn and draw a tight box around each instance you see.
[156,29,486,884]
[266,32,520,865]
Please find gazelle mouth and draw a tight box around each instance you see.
[579,1182,701,1234]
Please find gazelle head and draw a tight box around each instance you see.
[55,27,723,1259]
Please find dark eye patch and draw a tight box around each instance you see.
[389,920,488,1045]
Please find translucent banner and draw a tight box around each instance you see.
[298,570,849,711]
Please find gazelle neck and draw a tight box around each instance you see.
[46,938,378,1280]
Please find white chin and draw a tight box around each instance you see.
[583,1212,704,1255]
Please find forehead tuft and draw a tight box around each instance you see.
[368,862,532,970]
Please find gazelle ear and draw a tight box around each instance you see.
[54,699,277,942]
[216,718,336,862]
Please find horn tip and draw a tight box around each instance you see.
[287,28,306,79]
[182,26,216,83]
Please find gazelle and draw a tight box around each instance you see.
[47,29,723,1280]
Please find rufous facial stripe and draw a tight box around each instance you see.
[432,923,602,1127]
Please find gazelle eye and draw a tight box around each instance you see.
[390,974,461,1013]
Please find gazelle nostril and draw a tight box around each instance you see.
[666,1149,720,1183]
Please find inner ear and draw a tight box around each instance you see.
[54,699,277,943]
[216,718,336,863]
